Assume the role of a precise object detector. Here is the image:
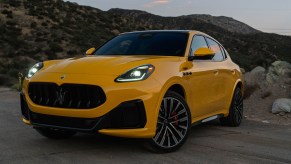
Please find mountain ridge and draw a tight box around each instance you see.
[107,8,260,34]
[182,14,261,34]
[0,0,291,86]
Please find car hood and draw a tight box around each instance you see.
[42,55,180,76]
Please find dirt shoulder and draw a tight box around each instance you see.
[244,83,291,126]
[243,61,291,126]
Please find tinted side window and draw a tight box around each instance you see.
[222,47,228,59]
[205,37,224,62]
[190,35,208,56]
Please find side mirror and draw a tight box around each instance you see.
[188,48,215,61]
[85,47,96,55]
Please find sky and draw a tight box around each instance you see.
[66,0,291,35]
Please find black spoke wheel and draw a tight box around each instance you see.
[146,91,191,153]
[220,87,243,127]
[35,127,76,139]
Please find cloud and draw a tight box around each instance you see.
[144,0,170,8]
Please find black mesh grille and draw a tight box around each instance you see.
[28,83,106,109]
[99,100,147,129]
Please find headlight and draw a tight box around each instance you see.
[27,62,43,78]
[115,64,155,82]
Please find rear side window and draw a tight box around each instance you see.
[220,46,226,58]
[221,46,228,59]
[190,35,208,56]
[205,37,224,62]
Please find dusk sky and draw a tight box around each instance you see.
[67,0,291,35]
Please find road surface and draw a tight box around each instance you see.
[0,89,291,164]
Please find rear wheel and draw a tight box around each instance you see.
[35,127,76,139]
[147,91,191,153]
[220,87,243,127]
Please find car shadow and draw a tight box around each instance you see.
[30,120,223,154]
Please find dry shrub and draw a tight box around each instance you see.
[261,91,272,99]
[0,74,13,86]
[243,83,259,99]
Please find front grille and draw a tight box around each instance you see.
[30,111,99,130]
[28,83,106,109]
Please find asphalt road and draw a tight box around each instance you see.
[1,89,291,164]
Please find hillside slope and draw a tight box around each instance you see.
[184,14,261,34]
[0,0,291,86]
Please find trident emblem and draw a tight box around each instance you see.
[56,88,67,105]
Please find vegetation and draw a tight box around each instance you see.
[261,91,272,99]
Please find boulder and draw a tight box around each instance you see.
[244,66,266,87]
[272,98,291,114]
[266,61,291,84]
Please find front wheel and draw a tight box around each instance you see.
[35,127,77,139]
[147,91,191,153]
[220,87,243,127]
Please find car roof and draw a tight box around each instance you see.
[120,30,207,36]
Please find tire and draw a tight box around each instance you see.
[220,87,243,127]
[35,127,76,139]
[146,91,191,153]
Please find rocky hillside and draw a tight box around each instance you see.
[107,9,261,35]
[244,61,291,125]
[180,14,261,34]
[0,0,291,86]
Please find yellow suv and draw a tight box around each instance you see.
[20,30,243,153]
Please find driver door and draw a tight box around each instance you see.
[187,35,220,118]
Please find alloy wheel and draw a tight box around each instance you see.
[233,90,243,124]
[153,97,189,148]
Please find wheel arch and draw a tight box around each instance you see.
[152,79,188,126]
[230,79,244,102]
[224,79,244,117]
[167,84,186,99]
[234,80,244,96]
[220,79,244,126]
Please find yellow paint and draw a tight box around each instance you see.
[194,47,215,56]
[22,118,31,125]
[22,31,243,138]
[98,128,154,138]
[85,47,96,55]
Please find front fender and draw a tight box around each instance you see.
[151,76,188,127]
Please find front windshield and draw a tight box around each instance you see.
[94,32,189,56]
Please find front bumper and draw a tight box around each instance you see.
[21,73,162,138]
[22,93,146,130]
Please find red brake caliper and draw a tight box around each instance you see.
[171,112,179,126]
